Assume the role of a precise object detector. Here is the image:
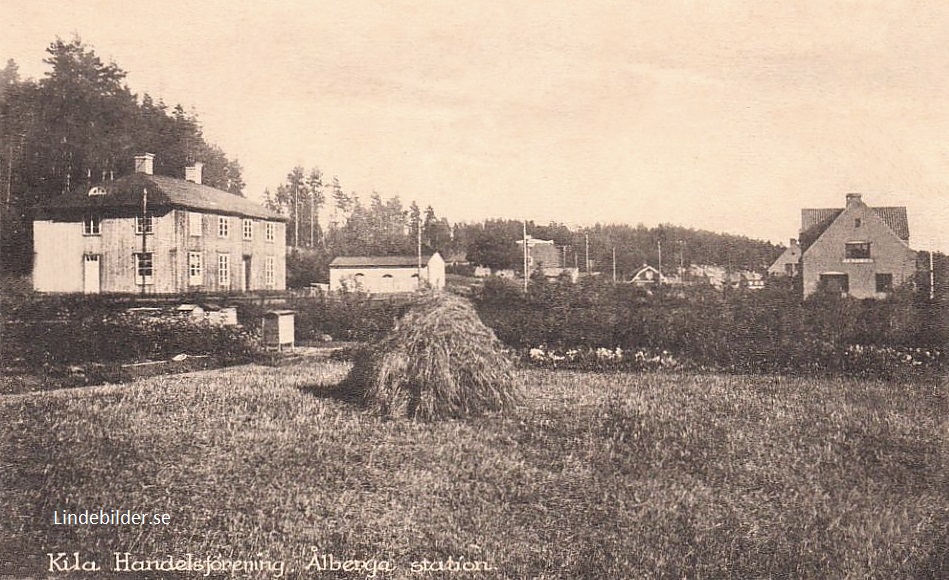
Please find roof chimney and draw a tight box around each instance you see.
[845,193,862,206]
[134,153,155,175]
[790,238,798,246]
[185,161,204,185]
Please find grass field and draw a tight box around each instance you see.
[1,361,946,578]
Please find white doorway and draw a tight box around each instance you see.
[83,254,101,294]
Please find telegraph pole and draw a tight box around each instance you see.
[140,187,148,297]
[585,234,590,273]
[417,217,422,290]
[523,220,529,293]
[612,247,616,283]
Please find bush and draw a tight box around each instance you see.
[339,292,522,420]
[473,277,949,377]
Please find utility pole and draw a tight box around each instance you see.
[930,250,935,301]
[417,216,422,290]
[612,247,616,283]
[657,239,662,288]
[140,187,148,297]
[585,234,590,273]
[523,220,529,293]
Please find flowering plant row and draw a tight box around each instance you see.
[521,343,943,377]
[524,345,681,371]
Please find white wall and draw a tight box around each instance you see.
[33,221,84,292]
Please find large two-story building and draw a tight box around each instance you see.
[32,154,287,294]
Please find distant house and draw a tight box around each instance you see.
[329,253,446,294]
[515,236,579,282]
[629,264,664,287]
[768,239,802,277]
[32,154,287,294]
[799,193,915,298]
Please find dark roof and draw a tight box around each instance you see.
[800,205,909,250]
[35,173,285,221]
[330,255,436,268]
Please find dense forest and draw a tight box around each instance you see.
[1,37,783,285]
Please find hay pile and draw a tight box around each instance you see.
[341,292,521,420]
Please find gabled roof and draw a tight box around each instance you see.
[34,173,285,221]
[800,204,909,250]
[330,254,438,268]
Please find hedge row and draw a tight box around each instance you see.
[474,277,948,376]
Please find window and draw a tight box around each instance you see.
[135,252,153,285]
[188,252,202,286]
[854,218,862,228]
[845,242,871,260]
[265,222,275,242]
[83,216,101,235]
[784,263,795,276]
[189,212,203,236]
[819,273,849,294]
[243,219,253,240]
[135,214,153,235]
[265,257,275,288]
[876,273,893,293]
[218,254,230,287]
[218,216,229,238]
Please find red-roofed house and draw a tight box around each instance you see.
[329,253,445,293]
[799,193,915,298]
[32,154,287,293]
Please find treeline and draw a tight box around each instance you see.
[0,37,245,273]
[265,174,783,286]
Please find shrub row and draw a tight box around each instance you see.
[4,309,259,369]
[475,277,948,376]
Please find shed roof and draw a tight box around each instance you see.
[35,173,285,221]
[330,254,437,268]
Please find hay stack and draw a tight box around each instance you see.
[342,292,521,420]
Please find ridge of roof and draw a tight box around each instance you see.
[330,254,438,267]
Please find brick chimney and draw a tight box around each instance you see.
[845,193,862,207]
[134,153,155,175]
[790,238,798,246]
[185,162,204,185]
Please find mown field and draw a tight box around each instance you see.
[1,361,946,579]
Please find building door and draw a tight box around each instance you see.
[243,256,252,291]
[83,254,101,294]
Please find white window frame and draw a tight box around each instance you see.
[265,222,275,242]
[243,218,253,240]
[188,252,203,286]
[135,214,153,235]
[218,253,230,287]
[218,216,229,238]
[83,215,101,236]
[265,256,275,288]
[189,212,203,237]
[135,252,154,285]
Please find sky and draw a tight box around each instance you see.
[3,0,949,250]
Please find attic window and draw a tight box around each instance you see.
[845,242,871,260]
[854,218,862,228]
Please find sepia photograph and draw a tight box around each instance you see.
[1,1,947,578]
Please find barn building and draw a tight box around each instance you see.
[329,253,446,294]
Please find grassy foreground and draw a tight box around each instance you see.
[1,362,946,579]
